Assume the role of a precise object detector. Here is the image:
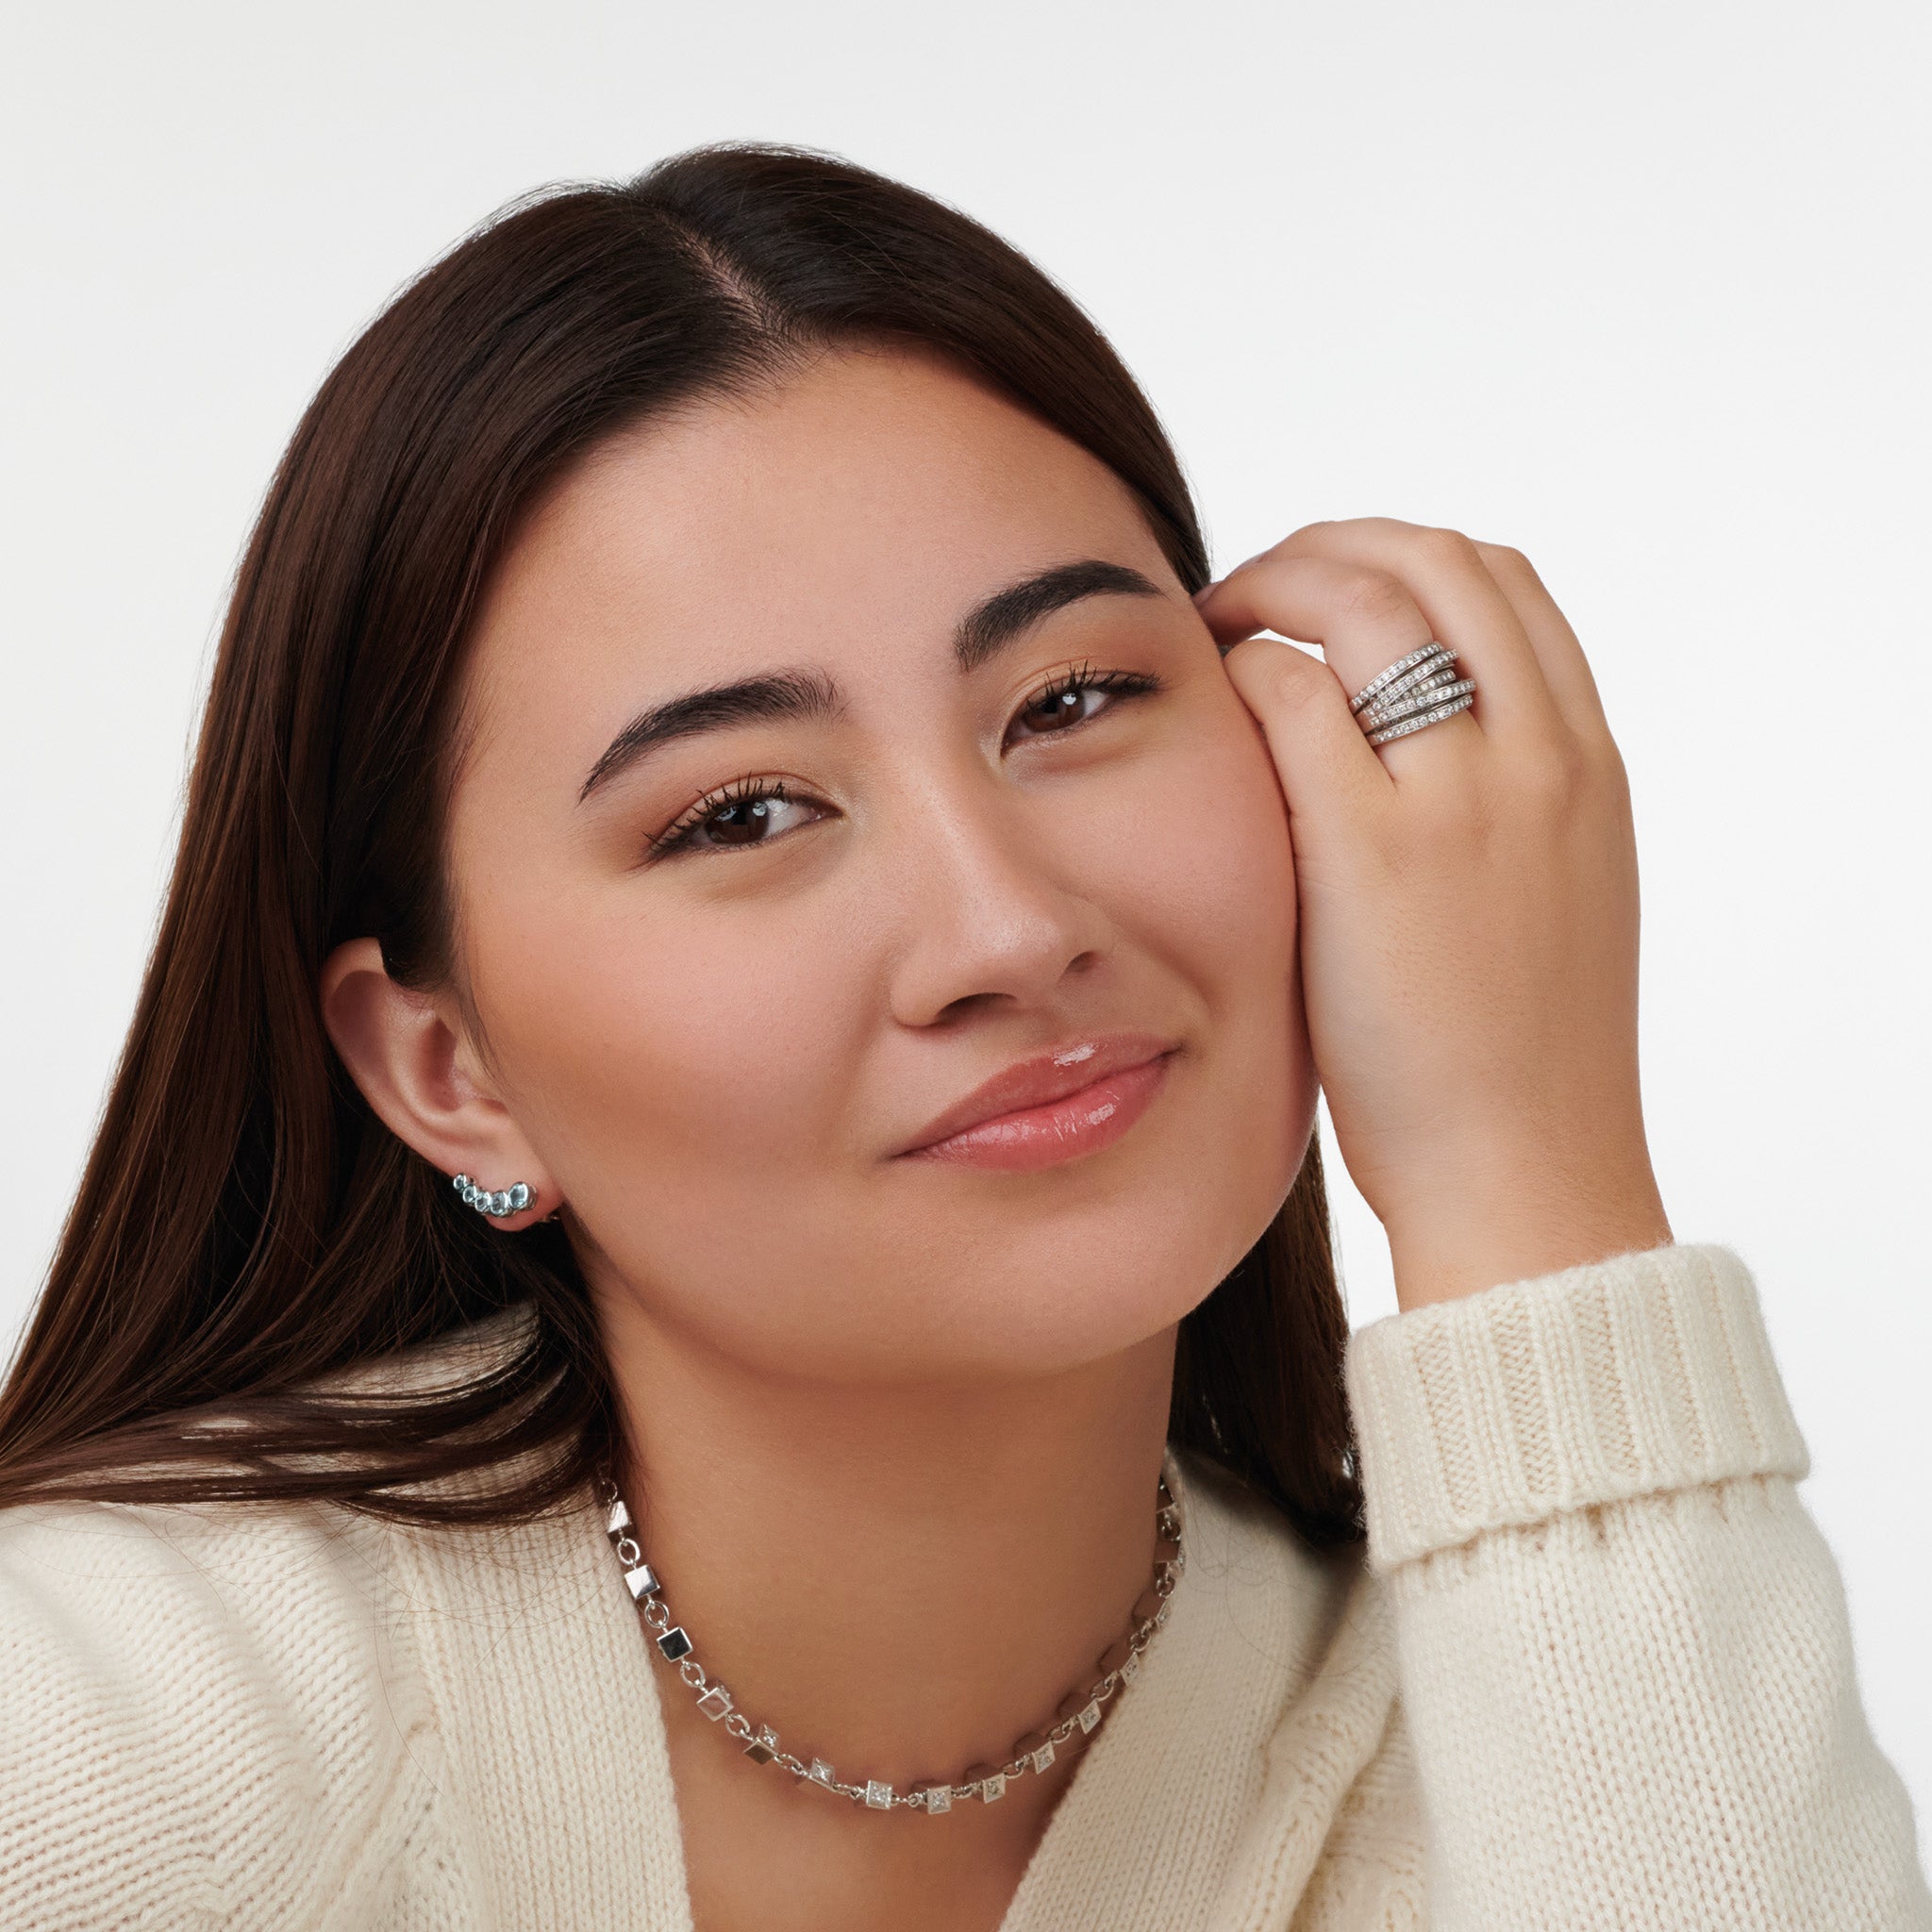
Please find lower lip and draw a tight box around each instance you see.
[902,1052,1176,1173]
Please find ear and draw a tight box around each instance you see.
[320,936,556,1228]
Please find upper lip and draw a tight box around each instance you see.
[893,1031,1177,1156]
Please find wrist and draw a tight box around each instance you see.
[1381,1154,1672,1312]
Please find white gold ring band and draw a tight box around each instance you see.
[1350,642,1475,747]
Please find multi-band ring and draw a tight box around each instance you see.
[1349,641,1475,746]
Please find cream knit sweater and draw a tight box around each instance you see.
[2,1242,1926,1929]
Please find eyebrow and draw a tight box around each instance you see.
[576,556,1164,802]
[951,557,1161,673]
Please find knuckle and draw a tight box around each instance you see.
[1591,735,1634,808]
[1283,662,1342,724]
[1476,541,1542,589]
[1335,568,1415,627]
[1418,525,1481,569]
[1226,638,1302,703]
[1280,517,1349,548]
[1230,641,1352,737]
[1515,741,1589,807]
[1256,653,1324,718]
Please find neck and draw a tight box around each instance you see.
[598,1292,1175,1802]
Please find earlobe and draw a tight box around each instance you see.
[318,936,558,1227]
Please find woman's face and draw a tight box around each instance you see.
[449,344,1313,1383]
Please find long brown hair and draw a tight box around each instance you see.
[0,144,1364,1548]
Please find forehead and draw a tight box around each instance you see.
[465,344,1172,695]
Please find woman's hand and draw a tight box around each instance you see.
[1197,518,1671,1311]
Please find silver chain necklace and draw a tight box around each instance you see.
[593,1451,1185,1814]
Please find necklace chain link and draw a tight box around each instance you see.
[592,1453,1185,1813]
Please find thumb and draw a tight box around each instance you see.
[1221,636,1390,825]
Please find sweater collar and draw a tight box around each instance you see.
[604,1445,1391,1930]
[993,1446,1392,1930]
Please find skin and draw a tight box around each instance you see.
[324,342,1669,1930]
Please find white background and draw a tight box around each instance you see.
[4,0,1926,1835]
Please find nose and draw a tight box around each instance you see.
[883,778,1116,1030]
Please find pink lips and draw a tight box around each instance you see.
[895,1034,1178,1173]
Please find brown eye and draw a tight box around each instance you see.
[649,780,824,861]
[706,795,783,846]
[1006,665,1162,748]
[1020,685,1101,734]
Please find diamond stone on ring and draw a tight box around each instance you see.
[1359,677,1477,734]
[1350,642,1474,747]
[1364,691,1475,746]
[1349,642,1455,714]
[1356,653,1462,721]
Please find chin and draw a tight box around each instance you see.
[899,1078,1313,1378]
[929,1171,1294,1377]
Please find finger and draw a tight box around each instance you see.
[1196,552,1482,775]
[1472,541,1611,740]
[1220,633,1392,823]
[1274,519,1563,741]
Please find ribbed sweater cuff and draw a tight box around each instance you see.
[1342,1242,1810,1573]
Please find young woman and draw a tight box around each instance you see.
[0,144,1924,1931]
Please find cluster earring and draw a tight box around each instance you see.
[453,1174,533,1219]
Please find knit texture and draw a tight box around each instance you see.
[2,1242,1925,1929]
[1342,1242,1811,1569]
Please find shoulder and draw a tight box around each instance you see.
[0,1312,541,1925]
[0,1491,450,1926]
[0,1481,421,1687]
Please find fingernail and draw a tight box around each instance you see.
[1192,581,1218,606]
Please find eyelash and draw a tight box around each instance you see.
[645,774,799,862]
[1021,660,1161,733]
[643,660,1163,862]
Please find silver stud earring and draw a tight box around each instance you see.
[452,1174,533,1219]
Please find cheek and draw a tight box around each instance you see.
[1104,698,1299,1016]
[466,881,862,1217]
[1089,700,1314,1220]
